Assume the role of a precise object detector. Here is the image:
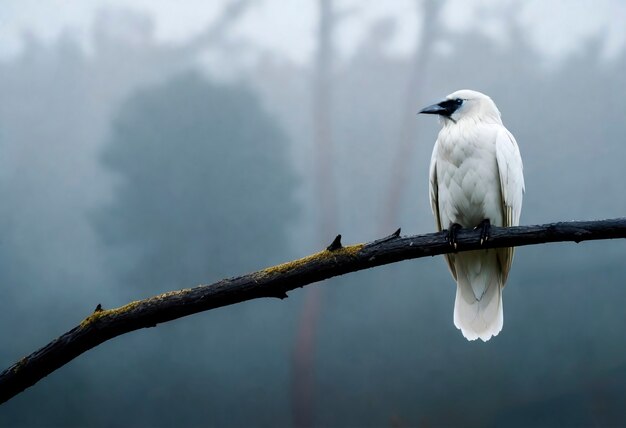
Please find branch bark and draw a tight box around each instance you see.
[2,218,626,404]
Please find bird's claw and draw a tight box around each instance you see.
[474,219,491,245]
[446,223,462,249]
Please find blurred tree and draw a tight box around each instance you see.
[95,71,297,294]
[292,1,343,426]
[380,0,444,233]
[78,72,300,427]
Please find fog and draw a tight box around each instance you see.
[1,1,626,426]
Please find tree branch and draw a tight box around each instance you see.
[2,218,626,404]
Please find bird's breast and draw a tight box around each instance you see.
[436,125,503,228]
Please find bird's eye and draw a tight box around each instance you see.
[455,98,464,105]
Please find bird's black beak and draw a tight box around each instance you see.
[418,99,460,117]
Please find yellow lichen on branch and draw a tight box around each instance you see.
[256,243,364,279]
[78,288,199,328]
[79,300,142,328]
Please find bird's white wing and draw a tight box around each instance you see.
[429,142,442,231]
[429,140,457,280]
[495,127,524,283]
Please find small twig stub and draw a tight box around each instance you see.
[326,234,343,251]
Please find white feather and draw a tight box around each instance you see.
[427,89,524,342]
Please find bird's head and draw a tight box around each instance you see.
[418,89,501,125]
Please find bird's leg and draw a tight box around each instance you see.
[474,219,491,245]
[446,223,462,249]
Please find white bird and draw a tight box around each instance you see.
[419,89,524,342]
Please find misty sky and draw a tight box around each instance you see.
[3,0,626,63]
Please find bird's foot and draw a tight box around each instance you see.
[474,219,491,245]
[446,223,462,249]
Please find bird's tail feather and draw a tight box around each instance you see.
[453,250,503,342]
